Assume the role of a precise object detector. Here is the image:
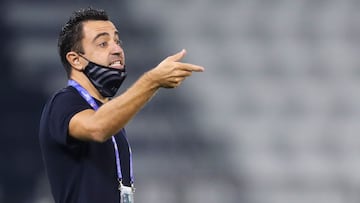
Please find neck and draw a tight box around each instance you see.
[70,75,109,103]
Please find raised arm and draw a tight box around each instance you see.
[69,49,204,142]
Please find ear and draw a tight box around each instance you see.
[66,51,84,71]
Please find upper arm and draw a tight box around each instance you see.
[68,109,98,142]
[47,88,95,145]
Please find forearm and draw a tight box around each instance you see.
[88,72,159,141]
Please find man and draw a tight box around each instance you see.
[39,7,204,203]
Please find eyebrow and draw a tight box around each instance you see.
[92,31,119,42]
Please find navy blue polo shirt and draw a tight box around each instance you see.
[39,86,131,203]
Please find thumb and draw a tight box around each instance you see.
[166,49,186,62]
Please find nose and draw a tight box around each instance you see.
[112,41,124,56]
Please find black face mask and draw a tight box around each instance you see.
[80,56,127,98]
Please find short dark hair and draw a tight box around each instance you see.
[58,7,109,77]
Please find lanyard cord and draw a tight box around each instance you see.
[68,80,134,185]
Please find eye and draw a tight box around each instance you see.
[98,41,108,47]
[115,39,123,46]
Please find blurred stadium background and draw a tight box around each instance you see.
[2,0,360,202]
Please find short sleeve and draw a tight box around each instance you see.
[47,87,92,146]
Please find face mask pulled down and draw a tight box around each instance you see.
[81,56,127,98]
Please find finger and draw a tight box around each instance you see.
[172,77,185,88]
[166,49,186,62]
[173,76,185,83]
[176,62,205,72]
[179,71,192,77]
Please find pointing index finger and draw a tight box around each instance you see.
[178,62,205,72]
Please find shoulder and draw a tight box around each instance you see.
[43,86,91,115]
[49,86,86,106]
[52,86,81,101]
[40,86,90,146]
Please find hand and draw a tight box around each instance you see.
[146,49,204,88]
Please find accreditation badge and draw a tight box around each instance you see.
[119,184,135,203]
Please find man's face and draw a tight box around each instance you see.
[80,20,125,69]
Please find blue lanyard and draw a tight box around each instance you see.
[68,80,134,185]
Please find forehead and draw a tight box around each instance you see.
[82,20,118,39]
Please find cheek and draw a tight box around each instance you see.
[121,49,125,59]
[89,53,109,66]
